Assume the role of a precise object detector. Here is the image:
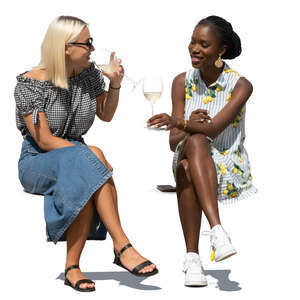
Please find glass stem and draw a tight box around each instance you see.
[151,103,154,116]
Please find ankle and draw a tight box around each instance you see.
[65,261,80,269]
[210,222,221,230]
[186,249,199,254]
[113,239,131,252]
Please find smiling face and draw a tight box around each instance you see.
[188,24,226,69]
[65,26,95,70]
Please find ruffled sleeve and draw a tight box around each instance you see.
[90,64,106,96]
[14,83,45,125]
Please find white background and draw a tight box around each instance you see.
[1,0,299,299]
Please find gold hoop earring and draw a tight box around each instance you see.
[215,55,223,68]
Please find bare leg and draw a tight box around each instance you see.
[182,134,221,228]
[89,146,156,274]
[65,198,95,289]
[176,159,202,253]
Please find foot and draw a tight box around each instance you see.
[114,244,157,275]
[183,252,207,287]
[207,224,237,262]
[65,266,95,290]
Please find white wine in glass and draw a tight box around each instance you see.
[93,48,142,91]
[95,51,120,74]
[143,75,163,117]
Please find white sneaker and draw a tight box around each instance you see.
[204,224,237,262]
[183,252,208,287]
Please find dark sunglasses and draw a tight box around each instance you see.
[68,37,94,50]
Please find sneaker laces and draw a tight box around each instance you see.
[183,256,203,272]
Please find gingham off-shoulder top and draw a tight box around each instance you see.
[14,62,105,139]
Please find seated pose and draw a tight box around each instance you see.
[147,15,257,287]
[15,16,158,293]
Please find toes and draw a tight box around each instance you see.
[79,282,94,289]
[139,264,156,274]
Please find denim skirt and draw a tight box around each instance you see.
[18,135,112,244]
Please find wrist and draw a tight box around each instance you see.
[109,80,121,88]
[176,118,186,130]
[109,83,121,90]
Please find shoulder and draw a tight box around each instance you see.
[172,72,186,88]
[22,69,47,81]
[234,77,253,94]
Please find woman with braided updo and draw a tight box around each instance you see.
[147,16,257,287]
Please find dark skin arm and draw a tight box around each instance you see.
[167,72,212,152]
[148,76,253,142]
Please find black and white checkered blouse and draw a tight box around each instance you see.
[14,62,105,139]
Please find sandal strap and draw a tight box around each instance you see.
[132,260,153,273]
[115,243,132,258]
[65,265,80,276]
[75,279,95,290]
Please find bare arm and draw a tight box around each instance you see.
[96,52,123,122]
[96,86,120,122]
[183,77,253,138]
[169,72,188,152]
[149,77,253,139]
[23,112,74,151]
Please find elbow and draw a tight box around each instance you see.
[37,135,55,152]
[101,115,113,122]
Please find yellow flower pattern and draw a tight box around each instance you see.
[181,64,256,203]
[226,93,231,102]
[185,78,199,100]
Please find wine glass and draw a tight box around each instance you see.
[92,48,141,91]
[143,75,163,117]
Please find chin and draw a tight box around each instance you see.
[191,61,203,69]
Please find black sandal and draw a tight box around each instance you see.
[113,243,159,277]
[64,265,95,292]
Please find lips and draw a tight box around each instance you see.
[191,55,203,63]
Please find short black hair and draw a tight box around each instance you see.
[196,16,242,59]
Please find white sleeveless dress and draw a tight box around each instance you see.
[173,63,257,204]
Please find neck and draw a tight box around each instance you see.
[199,64,224,87]
[66,60,83,78]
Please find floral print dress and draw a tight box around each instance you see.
[173,64,257,204]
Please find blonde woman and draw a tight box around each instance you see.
[15,16,158,292]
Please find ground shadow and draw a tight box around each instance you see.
[204,269,241,291]
[57,271,161,290]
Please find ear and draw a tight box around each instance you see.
[219,45,227,57]
[65,45,71,56]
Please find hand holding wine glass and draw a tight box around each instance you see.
[96,51,124,87]
[147,109,212,130]
[147,113,182,130]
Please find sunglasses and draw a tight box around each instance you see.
[68,37,94,50]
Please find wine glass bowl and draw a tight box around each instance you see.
[143,75,163,117]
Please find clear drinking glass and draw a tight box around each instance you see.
[143,75,163,117]
[93,48,141,91]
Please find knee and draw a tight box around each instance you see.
[176,159,191,183]
[88,145,113,171]
[88,146,105,162]
[185,133,209,154]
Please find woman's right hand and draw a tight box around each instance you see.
[190,109,212,123]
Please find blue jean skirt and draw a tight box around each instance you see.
[18,135,112,244]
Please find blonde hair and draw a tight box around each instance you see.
[36,16,88,89]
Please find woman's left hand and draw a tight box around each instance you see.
[101,52,124,88]
[147,113,183,130]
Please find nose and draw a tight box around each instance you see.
[191,44,201,54]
